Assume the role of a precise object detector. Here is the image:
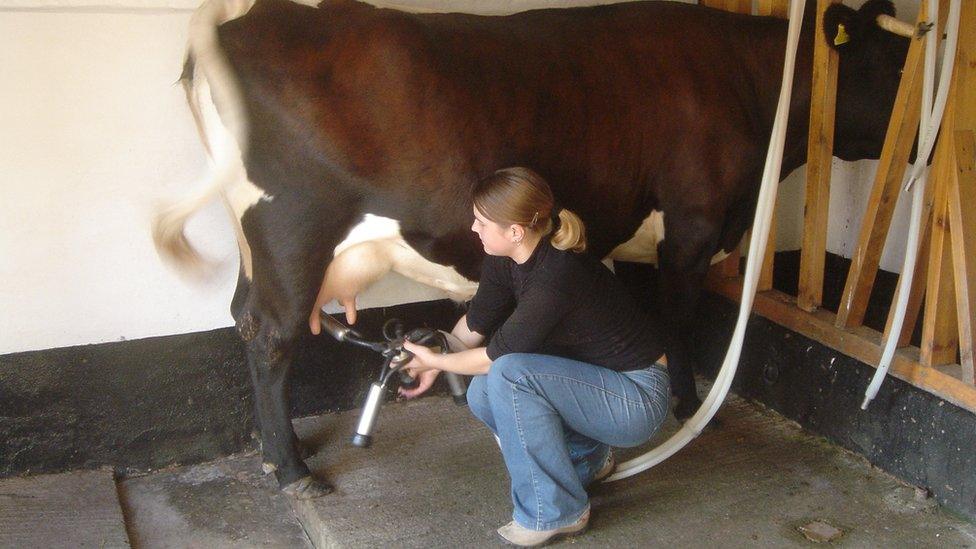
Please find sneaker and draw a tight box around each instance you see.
[496,508,590,547]
[591,450,615,484]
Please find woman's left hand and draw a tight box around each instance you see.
[401,340,441,376]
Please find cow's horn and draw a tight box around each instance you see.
[876,14,917,38]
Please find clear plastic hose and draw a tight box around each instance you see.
[862,0,961,410]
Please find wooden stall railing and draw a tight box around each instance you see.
[700,0,976,413]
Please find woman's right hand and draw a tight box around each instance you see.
[399,369,441,399]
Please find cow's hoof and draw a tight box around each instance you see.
[282,476,334,499]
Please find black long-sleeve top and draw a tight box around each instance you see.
[466,237,666,372]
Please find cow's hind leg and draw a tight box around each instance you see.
[657,214,721,420]
[231,267,315,472]
[234,196,356,498]
[242,320,333,498]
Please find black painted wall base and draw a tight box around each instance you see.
[0,300,461,478]
[693,292,976,522]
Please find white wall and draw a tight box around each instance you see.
[0,5,239,354]
[775,159,916,271]
[0,0,919,354]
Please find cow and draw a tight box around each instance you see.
[155,0,912,498]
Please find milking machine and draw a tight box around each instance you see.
[318,310,467,448]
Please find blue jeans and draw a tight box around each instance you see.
[466,353,670,531]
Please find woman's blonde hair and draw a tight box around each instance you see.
[473,167,586,253]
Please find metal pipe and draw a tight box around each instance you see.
[876,14,920,38]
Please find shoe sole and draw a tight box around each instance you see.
[496,523,589,548]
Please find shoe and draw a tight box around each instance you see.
[591,450,615,484]
[496,508,589,547]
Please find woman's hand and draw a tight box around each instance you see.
[398,340,442,399]
[399,369,440,399]
[401,340,441,374]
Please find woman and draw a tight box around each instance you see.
[401,167,669,547]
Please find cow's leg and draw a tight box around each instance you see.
[233,196,355,498]
[230,269,264,446]
[231,266,314,469]
[243,320,332,497]
[657,214,721,420]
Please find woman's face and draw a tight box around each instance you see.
[472,206,517,257]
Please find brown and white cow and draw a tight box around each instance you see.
[155,0,912,497]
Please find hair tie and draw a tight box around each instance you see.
[550,204,563,229]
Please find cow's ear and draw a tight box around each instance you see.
[825,0,897,51]
[824,4,857,50]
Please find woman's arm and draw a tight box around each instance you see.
[402,345,492,376]
[451,314,485,350]
[398,315,490,398]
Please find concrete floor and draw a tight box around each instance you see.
[0,468,129,548]
[112,393,976,548]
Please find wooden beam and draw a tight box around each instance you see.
[710,280,976,414]
[921,121,960,368]
[950,131,976,383]
[797,0,841,312]
[883,198,933,348]
[882,0,949,349]
[700,0,751,14]
[946,1,976,383]
[757,0,789,18]
[835,14,927,328]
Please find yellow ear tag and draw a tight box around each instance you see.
[834,23,850,45]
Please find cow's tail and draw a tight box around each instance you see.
[153,0,256,276]
[152,162,243,276]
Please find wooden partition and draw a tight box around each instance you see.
[701,0,976,413]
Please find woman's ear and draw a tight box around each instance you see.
[510,224,525,243]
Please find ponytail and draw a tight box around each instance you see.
[550,208,586,253]
[474,166,588,254]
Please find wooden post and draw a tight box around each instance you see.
[879,0,948,351]
[946,1,976,382]
[921,104,960,368]
[700,0,751,15]
[834,6,929,329]
[951,131,976,383]
[757,0,789,18]
[797,0,841,312]
[883,191,933,348]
